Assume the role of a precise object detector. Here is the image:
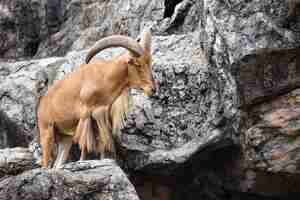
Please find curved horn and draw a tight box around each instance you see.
[85,35,145,64]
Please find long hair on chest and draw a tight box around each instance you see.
[78,89,131,158]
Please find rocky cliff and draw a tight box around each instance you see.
[0,0,299,199]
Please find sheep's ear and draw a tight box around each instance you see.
[140,28,152,53]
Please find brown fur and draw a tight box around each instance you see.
[38,29,155,168]
[74,82,130,160]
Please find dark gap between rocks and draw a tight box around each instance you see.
[0,110,28,148]
[164,0,184,18]
[24,40,40,57]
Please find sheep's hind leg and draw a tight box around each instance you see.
[53,135,73,169]
[40,124,55,168]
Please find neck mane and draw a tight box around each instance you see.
[110,88,131,139]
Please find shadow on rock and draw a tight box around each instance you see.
[0,110,30,148]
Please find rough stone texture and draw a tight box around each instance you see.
[0,0,70,60]
[199,0,300,106]
[0,147,37,178]
[156,0,202,35]
[35,0,165,58]
[0,0,203,60]
[198,0,300,198]
[234,48,300,106]
[118,33,239,174]
[0,159,140,200]
[0,0,164,59]
[171,147,300,199]
[36,0,203,58]
[0,58,66,146]
[243,88,300,174]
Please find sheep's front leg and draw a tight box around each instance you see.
[53,135,73,169]
[40,123,55,168]
[74,104,90,142]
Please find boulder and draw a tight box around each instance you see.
[0,58,67,146]
[243,88,300,174]
[199,0,300,105]
[36,0,203,58]
[0,159,140,200]
[199,0,300,198]
[121,33,239,174]
[0,0,203,60]
[0,147,36,178]
[0,0,70,60]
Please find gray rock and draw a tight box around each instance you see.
[35,0,165,58]
[0,159,140,200]
[0,58,67,146]
[172,147,300,199]
[199,0,300,106]
[120,33,239,174]
[0,0,70,60]
[36,0,203,58]
[0,147,36,178]
[162,0,202,35]
[0,0,203,60]
[197,0,300,198]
